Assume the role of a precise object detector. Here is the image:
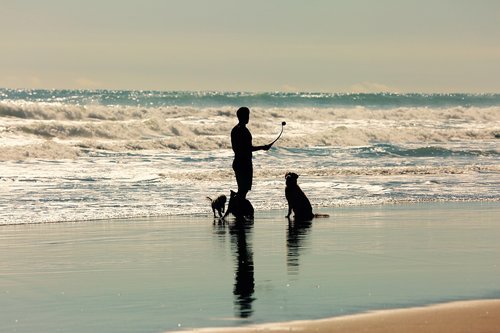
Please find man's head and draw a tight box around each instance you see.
[236,107,250,124]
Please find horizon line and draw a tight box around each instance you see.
[1,87,499,96]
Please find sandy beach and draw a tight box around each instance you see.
[173,299,500,333]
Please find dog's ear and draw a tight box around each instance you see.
[285,172,290,179]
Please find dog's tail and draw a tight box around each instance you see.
[314,213,330,218]
[206,196,213,202]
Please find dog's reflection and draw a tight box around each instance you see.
[287,218,312,275]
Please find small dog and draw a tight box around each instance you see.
[285,172,329,221]
[207,195,227,218]
[223,190,254,220]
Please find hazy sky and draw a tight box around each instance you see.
[1,0,499,92]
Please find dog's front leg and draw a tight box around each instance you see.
[286,205,292,218]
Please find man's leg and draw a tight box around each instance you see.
[234,164,252,199]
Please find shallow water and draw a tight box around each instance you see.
[1,202,499,333]
[1,142,498,225]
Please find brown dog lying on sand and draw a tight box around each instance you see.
[285,172,329,221]
[207,195,227,218]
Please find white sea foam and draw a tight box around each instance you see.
[0,145,498,225]
[1,101,499,160]
[1,93,499,224]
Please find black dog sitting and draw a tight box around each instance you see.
[285,172,329,221]
[223,190,254,220]
[207,195,227,218]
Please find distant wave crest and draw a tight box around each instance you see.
[0,100,499,160]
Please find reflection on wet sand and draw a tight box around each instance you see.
[230,220,255,318]
[287,219,312,275]
[213,217,314,319]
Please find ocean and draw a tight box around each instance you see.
[1,89,499,225]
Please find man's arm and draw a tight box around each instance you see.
[252,144,271,152]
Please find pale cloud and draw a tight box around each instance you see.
[280,84,301,92]
[0,75,43,89]
[1,76,22,87]
[29,76,42,87]
[348,82,399,94]
[75,78,103,89]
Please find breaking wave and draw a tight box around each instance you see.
[1,99,499,160]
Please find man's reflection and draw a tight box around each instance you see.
[230,219,255,318]
[287,219,312,275]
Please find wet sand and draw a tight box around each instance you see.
[174,299,500,333]
[1,202,499,333]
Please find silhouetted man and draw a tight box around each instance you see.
[231,107,271,199]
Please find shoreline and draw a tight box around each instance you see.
[1,199,499,227]
[171,299,500,333]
